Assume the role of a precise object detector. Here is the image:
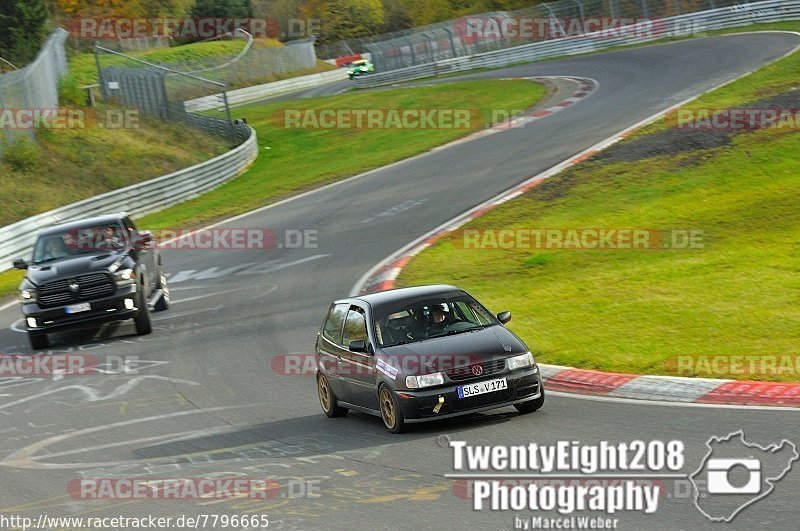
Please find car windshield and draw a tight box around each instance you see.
[372,293,499,348]
[32,223,127,264]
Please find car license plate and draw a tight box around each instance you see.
[457,377,507,398]
[66,302,91,314]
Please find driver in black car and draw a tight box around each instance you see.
[428,306,450,336]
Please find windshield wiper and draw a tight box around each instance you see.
[443,327,485,336]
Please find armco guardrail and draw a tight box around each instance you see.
[0,126,258,271]
[355,1,800,88]
[184,68,349,112]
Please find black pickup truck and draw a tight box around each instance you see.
[13,213,170,350]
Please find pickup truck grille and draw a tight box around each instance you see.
[446,358,506,381]
[38,273,116,308]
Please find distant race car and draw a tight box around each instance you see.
[314,284,544,433]
[347,59,375,79]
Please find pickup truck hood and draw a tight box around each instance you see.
[26,252,126,286]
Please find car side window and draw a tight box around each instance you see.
[322,303,349,345]
[342,307,368,349]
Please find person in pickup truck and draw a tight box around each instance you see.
[97,226,123,250]
[41,237,70,262]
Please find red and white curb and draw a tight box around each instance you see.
[430,76,598,151]
[352,35,800,407]
[541,366,800,407]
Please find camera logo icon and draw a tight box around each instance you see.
[706,458,761,494]
[690,431,798,522]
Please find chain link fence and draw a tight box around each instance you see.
[94,31,318,145]
[0,29,69,156]
[319,0,744,72]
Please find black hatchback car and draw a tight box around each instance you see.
[315,285,543,433]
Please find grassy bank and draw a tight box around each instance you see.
[138,79,547,228]
[397,29,800,381]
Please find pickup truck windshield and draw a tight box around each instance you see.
[32,223,127,264]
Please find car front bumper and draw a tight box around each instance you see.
[396,368,543,423]
[20,284,140,333]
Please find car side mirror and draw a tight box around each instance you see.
[349,339,369,353]
[135,231,153,250]
[13,258,28,270]
[497,311,512,324]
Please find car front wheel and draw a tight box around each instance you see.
[378,385,406,433]
[514,388,545,414]
[133,285,152,335]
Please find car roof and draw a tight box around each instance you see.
[343,284,463,307]
[38,213,127,236]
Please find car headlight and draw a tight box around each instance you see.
[19,289,35,301]
[508,351,537,371]
[405,372,445,389]
[113,268,136,282]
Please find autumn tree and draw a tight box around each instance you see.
[0,0,49,65]
[190,0,254,18]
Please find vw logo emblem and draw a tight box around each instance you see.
[68,282,79,293]
[471,365,484,376]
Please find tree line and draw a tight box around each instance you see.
[0,0,540,66]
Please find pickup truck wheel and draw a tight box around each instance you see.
[153,263,170,312]
[133,286,152,335]
[28,332,48,350]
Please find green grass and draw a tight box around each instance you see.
[68,38,335,88]
[0,113,229,229]
[397,32,800,382]
[137,79,547,229]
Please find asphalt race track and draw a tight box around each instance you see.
[0,33,798,530]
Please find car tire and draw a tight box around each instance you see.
[133,285,152,335]
[378,385,406,434]
[317,373,348,418]
[28,332,48,350]
[514,388,545,414]
[153,262,170,312]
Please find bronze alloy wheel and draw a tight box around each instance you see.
[317,374,348,418]
[318,374,332,412]
[379,387,396,429]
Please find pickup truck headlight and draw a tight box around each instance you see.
[508,351,538,372]
[405,372,445,389]
[19,289,35,302]
[113,268,136,283]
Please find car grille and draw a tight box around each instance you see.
[38,273,115,308]
[446,358,506,381]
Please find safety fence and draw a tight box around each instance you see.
[354,0,800,88]
[0,29,69,155]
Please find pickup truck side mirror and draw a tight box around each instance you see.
[348,339,369,353]
[497,311,512,324]
[13,258,28,270]
[135,231,153,250]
